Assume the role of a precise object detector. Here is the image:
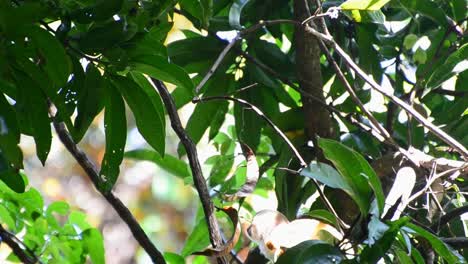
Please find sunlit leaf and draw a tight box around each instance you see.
[317,138,384,216]
[341,0,390,10]
[426,43,468,90]
[229,0,249,29]
[83,228,105,264]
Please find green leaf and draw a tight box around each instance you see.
[78,21,127,52]
[356,25,383,82]
[403,34,418,50]
[74,64,105,142]
[82,228,105,264]
[208,155,234,187]
[399,0,448,26]
[341,0,390,10]
[450,0,467,21]
[125,33,167,59]
[15,72,51,165]
[301,161,354,194]
[426,43,468,90]
[0,2,48,34]
[168,36,223,67]
[181,218,210,257]
[413,48,427,64]
[129,72,165,133]
[0,204,15,230]
[200,0,213,28]
[124,149,191,179]
[0,79,17,99]
[99,82,127,192]
[344,9,386,24]
[130,55,194,96]
[164,252,185,264]
[404,223,466,263]
[68,211,92,230]
[46,201,70,216]
[307,209,339,228]
[71,0,124,23]
[317,138,384,216]
[276,240,344,264]
[234,89,262,150]
[360,216,409,263]
[178,74,230,155]
[28,26,71,88]
[0,169,26,193]
[111,75,165,155]
[0,94,22,169]
[17,188,44,217]
[395,248,414,264]
[229,0,249,29]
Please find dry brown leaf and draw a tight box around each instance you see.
[192,206,241,257]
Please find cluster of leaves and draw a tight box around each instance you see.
[0,179,103,263]
[0,0,466,263]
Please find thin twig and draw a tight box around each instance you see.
[305,25,468,158]
[150,79,227,264]
[0,225,39,264]
[194,35,240,95]
[407,167,464,205]
[194,95,306,167]
[193,95,347,231]
[431,204,468,231]
[52,120,166,264]
[194,19,300,95]
[318,40,393,142]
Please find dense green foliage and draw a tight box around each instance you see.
[0,0,467,263]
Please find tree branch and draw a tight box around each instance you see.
[149,79,227,264]
[304,25,468,158]
[52,120,166,264]
[0,225,39,264]
[441,237,468,249]
[432,205,468,232]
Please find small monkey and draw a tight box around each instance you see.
[246,210,342,262]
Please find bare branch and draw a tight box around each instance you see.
[52,120,166,264]
[150,79,227,264]
[0,225,40,264]
[194,35,240,95]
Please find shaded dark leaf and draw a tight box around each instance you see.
[99,82,127,192]
[111,75,165,155]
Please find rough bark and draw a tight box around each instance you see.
[294,0,333,143]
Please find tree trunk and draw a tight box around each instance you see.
[294,0,333,143]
